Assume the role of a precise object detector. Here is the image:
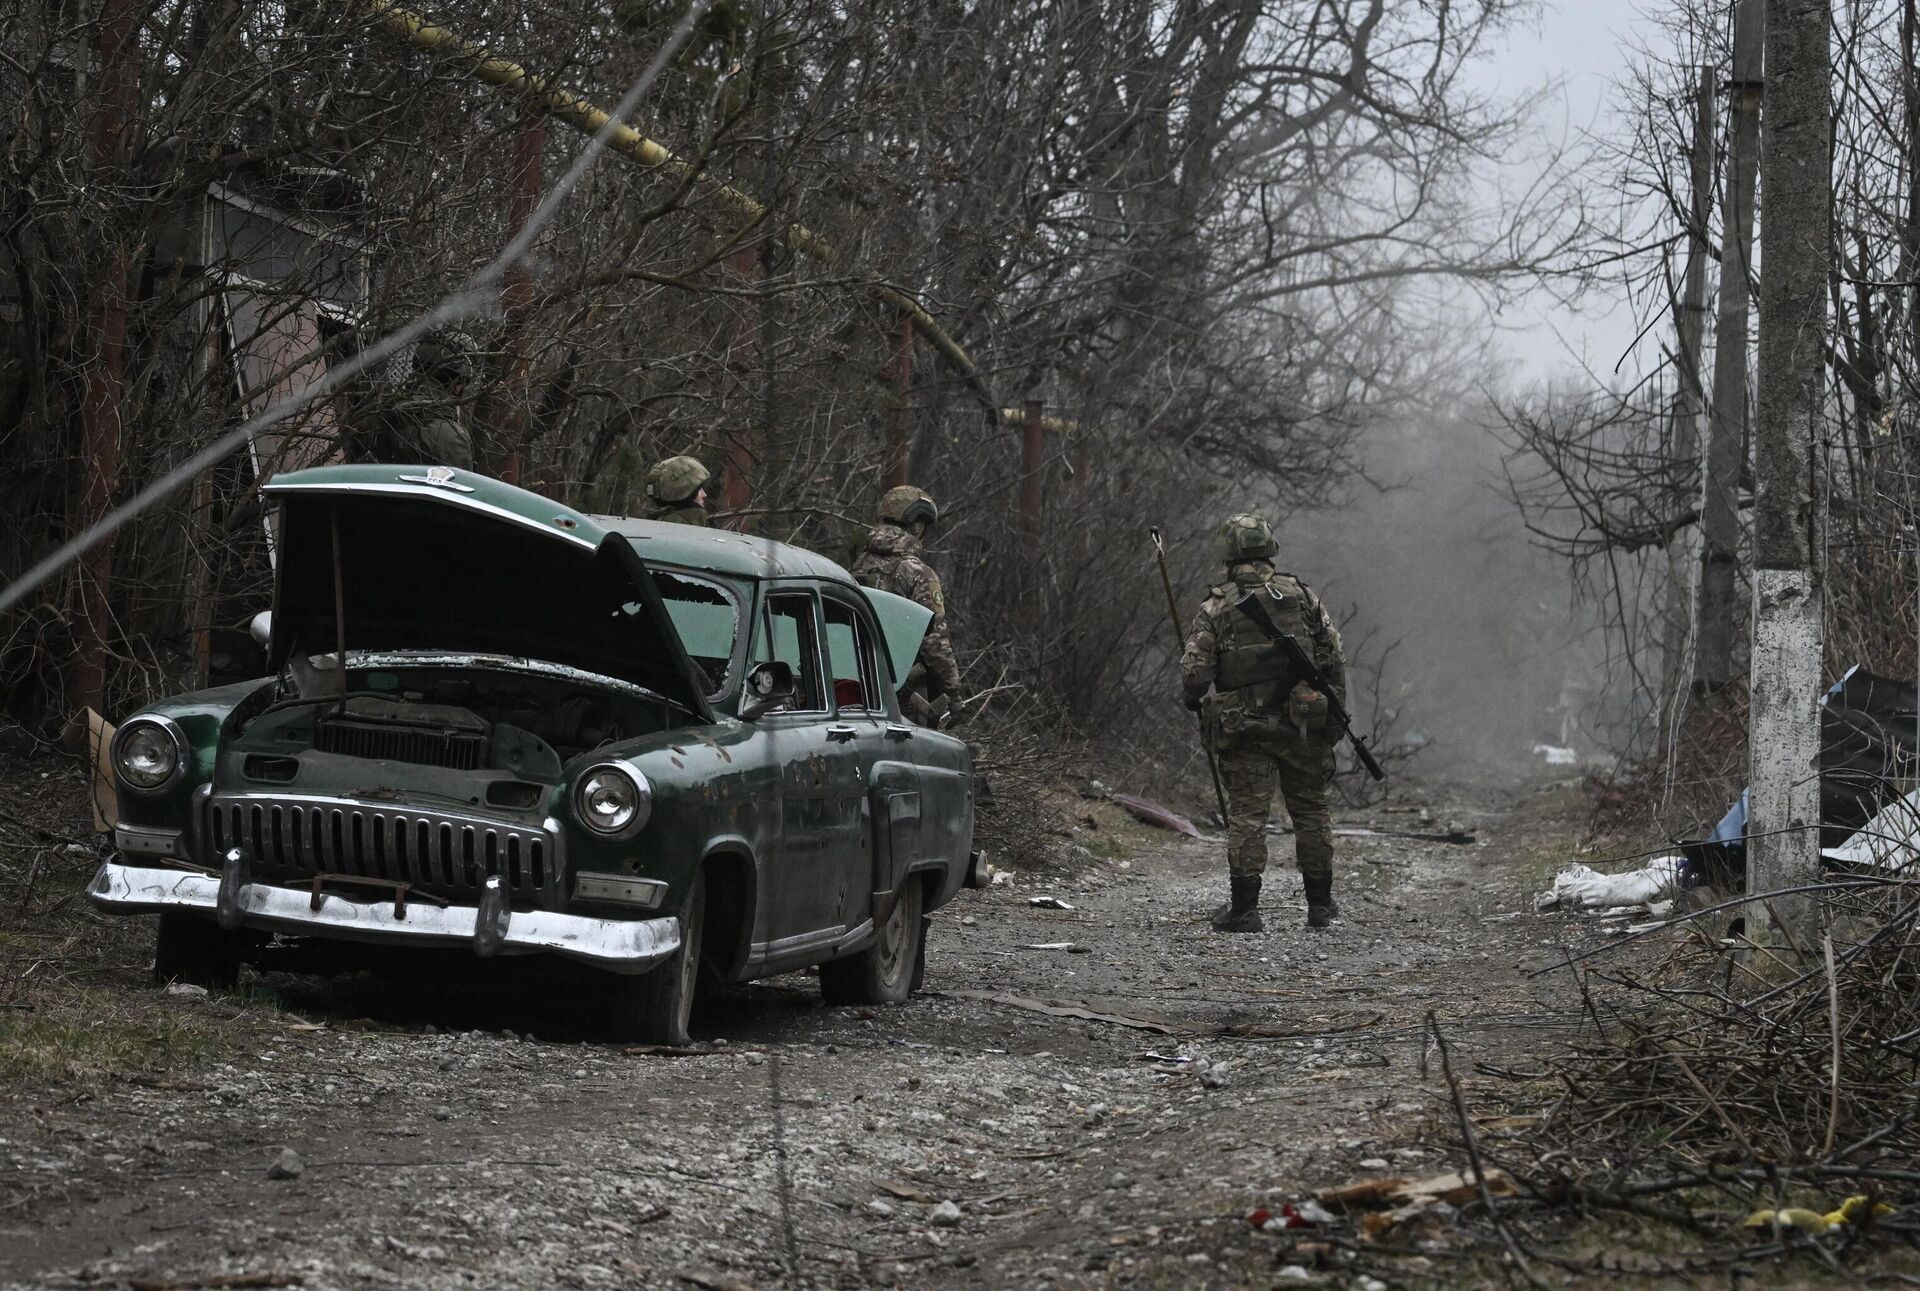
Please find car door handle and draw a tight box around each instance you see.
[826,724,859,743]
[885,724,914,740]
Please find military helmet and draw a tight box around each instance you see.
[879,485,938,529]
[647,455,712,505]
[414,329,479,387]
[1220,513,1277,563]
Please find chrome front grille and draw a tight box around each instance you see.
[205,794,552,902]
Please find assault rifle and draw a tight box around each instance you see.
[1232,592,1387,782]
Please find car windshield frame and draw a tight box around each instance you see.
[648,565,748,704]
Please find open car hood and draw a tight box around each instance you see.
[263,466,713,722]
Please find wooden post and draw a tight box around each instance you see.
[494,110,545,487]
[70,0,140,723]
[885,312,913,488]
[1661,66,1716,722]
[1697,0,1765,696]
[1746,0,1831,944]
[721,244,758,526]
[1020,397,1045,542]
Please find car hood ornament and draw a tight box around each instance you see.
[398,465,475,493]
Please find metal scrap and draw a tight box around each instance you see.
[1109,793,1204,838]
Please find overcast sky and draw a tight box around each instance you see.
[1474,0,1651,385]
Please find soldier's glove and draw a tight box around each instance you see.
[1288,684,1330,733]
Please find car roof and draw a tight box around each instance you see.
[262,464,857,584]
[598,517,859,583]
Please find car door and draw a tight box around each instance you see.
[822,591,911,932]
[754,587,859,952]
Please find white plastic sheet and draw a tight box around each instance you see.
[1823,789,1920,871]
[1535,855,1682,911]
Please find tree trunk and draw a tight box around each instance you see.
[1697,0,1765,697]
[69,0,142,725]
[1661,66,1717,726]
[1746,0,1832,944]
[492,110,546,487]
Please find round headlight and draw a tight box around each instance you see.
[114,718,185,791]
[575,763,651,838]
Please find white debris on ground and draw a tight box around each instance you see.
[1531,743,1578,766]
[1824,789,1920,870]
[1534,855,1682,912]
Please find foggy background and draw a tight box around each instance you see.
[1267,0,1652,777]
[1280,407,1617,776]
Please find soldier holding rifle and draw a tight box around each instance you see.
[1176,514,1365,932]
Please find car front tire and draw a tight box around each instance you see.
[821,879,923,1006]
[607,870,705,1046]
[153,912,241,989]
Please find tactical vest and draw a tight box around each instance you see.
[1212,573,1313,732]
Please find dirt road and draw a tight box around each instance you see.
[1,786,1598,1289]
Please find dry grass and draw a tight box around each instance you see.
[0,746,278,1092]
[1378,875,1920,1285]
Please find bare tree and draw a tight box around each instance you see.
[1745,0,1830,940]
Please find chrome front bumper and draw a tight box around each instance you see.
[87,858,681,974]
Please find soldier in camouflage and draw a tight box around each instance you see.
[1179,514,1346,932]
[852,485,961,725]
[646,456,713,526]
[367,330,478,468]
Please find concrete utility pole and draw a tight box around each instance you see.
[1661,66,1717,721]
[1746,0,1832,944]
[1697,0,1765,696]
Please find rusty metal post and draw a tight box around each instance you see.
[494,109,545,487]
[721,245,759,526]
[886,312,914,488]
[70,0,140,722]
[1019,397,1045,542]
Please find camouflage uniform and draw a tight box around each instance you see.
[852,492,961,717]
[649,502,708,526]
[371,332,476,468]
[1180,516,1346,930]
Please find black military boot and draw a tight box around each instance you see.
[1304,872,1335,929]
[1211,876,1264,933]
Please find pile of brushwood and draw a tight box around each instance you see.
[1429,876,1920,1281]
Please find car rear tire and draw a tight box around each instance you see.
[607,870,705,1045]
[821,879,923,1006]
[153,912,241,990]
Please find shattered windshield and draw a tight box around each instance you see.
[651,570,741,699]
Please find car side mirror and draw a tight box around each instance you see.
[250,611,272,649]
[739,661,796,722]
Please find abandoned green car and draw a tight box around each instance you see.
[89,465,982,1042]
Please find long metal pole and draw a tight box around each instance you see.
[1151,527,1230,827]
[358,0,1002,417]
